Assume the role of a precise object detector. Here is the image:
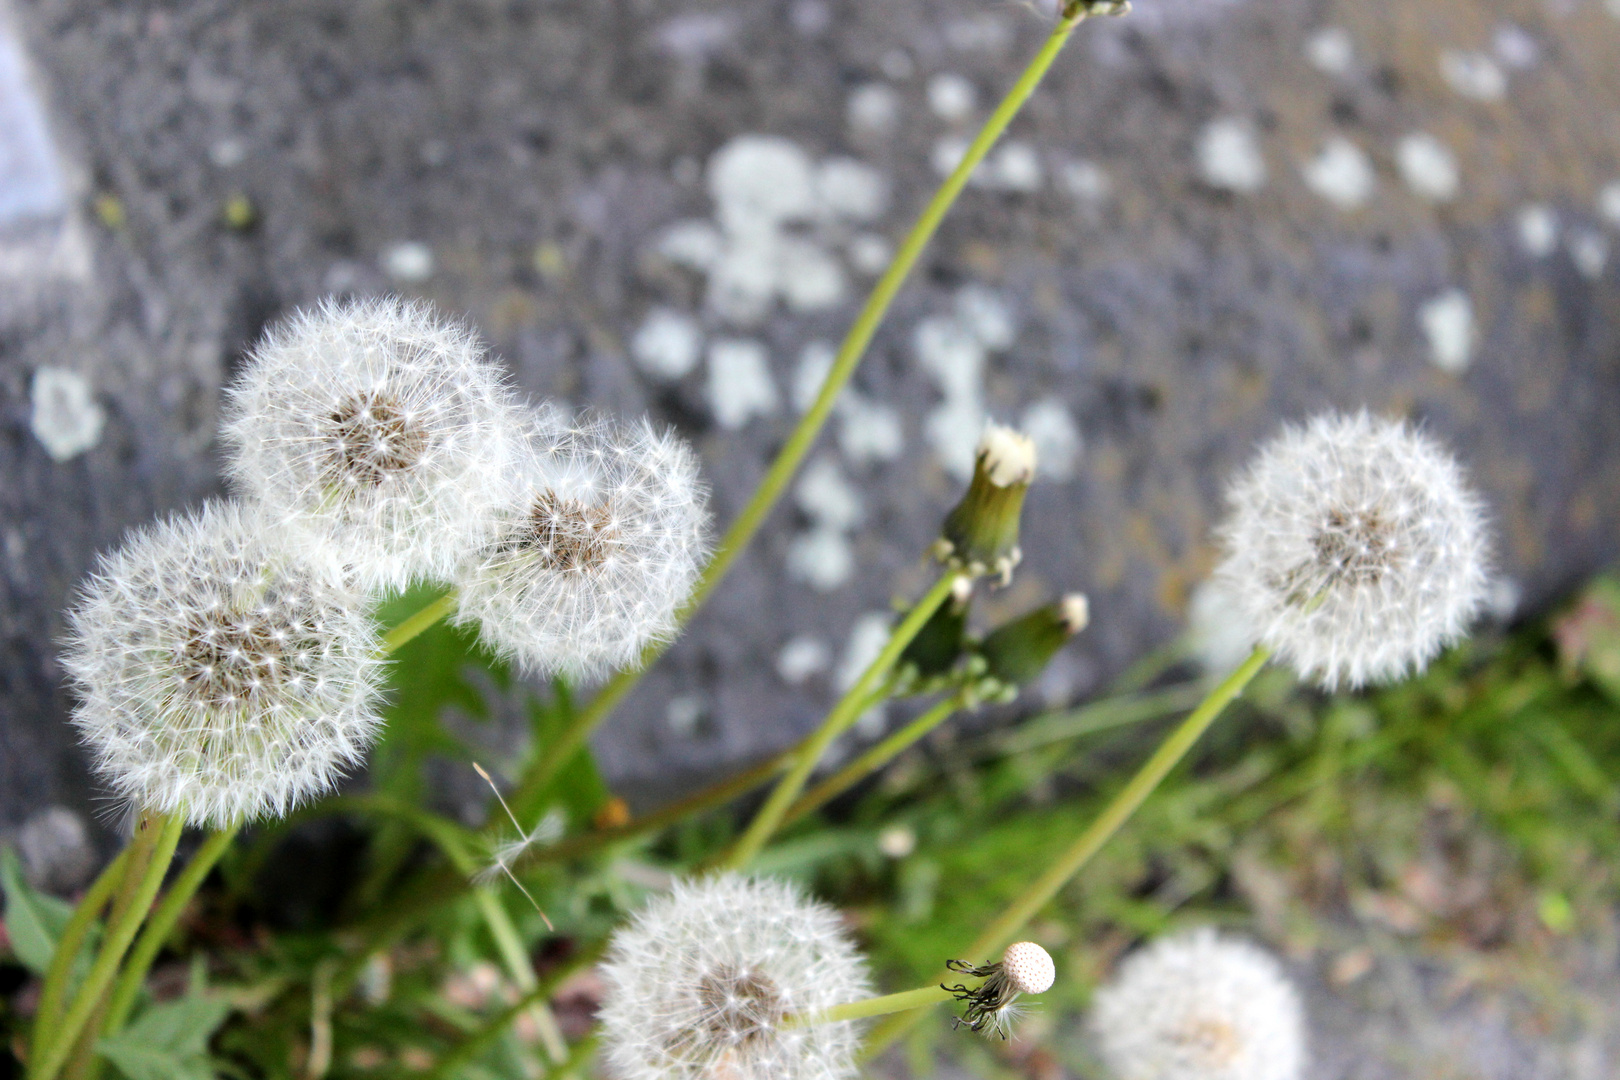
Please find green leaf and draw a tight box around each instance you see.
[0,845,75,974]
[99,992,232,1080]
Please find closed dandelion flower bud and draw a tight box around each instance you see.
[222,296,519,591]
[62,501,386,828]
[939,424,1036,585]
[1215,411,1489,689]
[979,593,1089,688]
[598,874,871,1080]
[453,407,709,681]
[1090,929,1305,1080]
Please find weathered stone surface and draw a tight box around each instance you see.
[1,0,1618,836]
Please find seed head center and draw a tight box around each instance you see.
[524,490,618,574]
[175,608,312,709]
[1174,1015,1242,1068]
[1312,504,1398,586]
[325,392,429,488]
[693,966,784,1051]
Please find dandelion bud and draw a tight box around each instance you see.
[943,941,1056,1039]
[453,407,709,681]
[1215,411,1490,689]
[222,297,519,591]
[62,501,386,827]
[897,575,973,686]
[978,593,1089,690]
[1089,928,1305,1080]
[938,424,1036,585]
[598,874,871,1080]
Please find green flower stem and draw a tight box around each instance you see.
[32,811,184,1080]
[505,3,1101,818]
[786,985,954,1028]
[101,824,240,1039]
[860,644,1272,1059]
[28,848,131,1059]
[421,941,605,1080]
[380,589,459,655]
[782,691,968,828]
[726,572,964,870]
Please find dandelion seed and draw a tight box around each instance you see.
[222,296,519,591]
[598,875,871,1080]
[470,762,556,929]
[453,406,709,681]
[1090,928,1306,1080]
[62,501,385,827]
[1214,411,1490,689]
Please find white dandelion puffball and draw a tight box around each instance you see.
[62,501,386,828]
[1214,411,1489,689]
[222,296,518,591]
[599,875,871,1080]
[1090,929,1305,1080]
[453,406,709,681]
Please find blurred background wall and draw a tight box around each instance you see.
[1,0,1617,875]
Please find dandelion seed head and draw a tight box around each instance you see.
[62,501,386,828]
[221,296,519,590]
[1214,411,1489,689]
[453,406,709,681]
[598,874,871,1080]
[1090,929,1305,1080]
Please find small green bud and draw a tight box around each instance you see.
[979,593,1089,687]
[898,575,974,685]
[938,425,1036,585]
[222,193,258,231]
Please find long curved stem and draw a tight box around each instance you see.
[782,692,967,827]
[788,986,954,1027]
[860,645,1272,1058]
[726,572,963,869]
[32,812,184,1080]
[29,849,131,1058]
[506,4,1101,816]
[381,590,459,655]
[101,824,240,1038]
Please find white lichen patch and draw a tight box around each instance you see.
[931,138,1043,192]
[1568,230,1610,280]
[1305,26,1354,75]
[1419,289,1475,374]
[656,219,725,271]
[815,158,890,223]
[1397,133,1459,203]
[927,73,977,122]
[955,285,1016,351]
[381,241,433,282]
[792,340,836,413]
[665,695,705,738]
[1197,119,1267,194]
[837,612,892,691]
[706,338,779,428]
[1060,159,1112,205]
[631,307,703,381]
[915,315,987,482]
[1517,204,1558,257]
[708,135,817,234]
[1440,50,1506,101]
[1302,137,1375,210]
[1492,24,1539,69]
[785,526,855,592]
[838,393,905,467]
[847,233,892,276]
[1019,398,1083,482]
[776,635,831,685]
[30,366,105,462]
[847,83,901,136]
[1600,182,1620,227]
[795,456,863,532]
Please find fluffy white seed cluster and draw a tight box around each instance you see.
[1089,929,1306,1080]
[222,296,519,591]
[453,406,709,680]
[63,501,386,828]
[1214,411,1489,688]
[598,875,871,1080]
